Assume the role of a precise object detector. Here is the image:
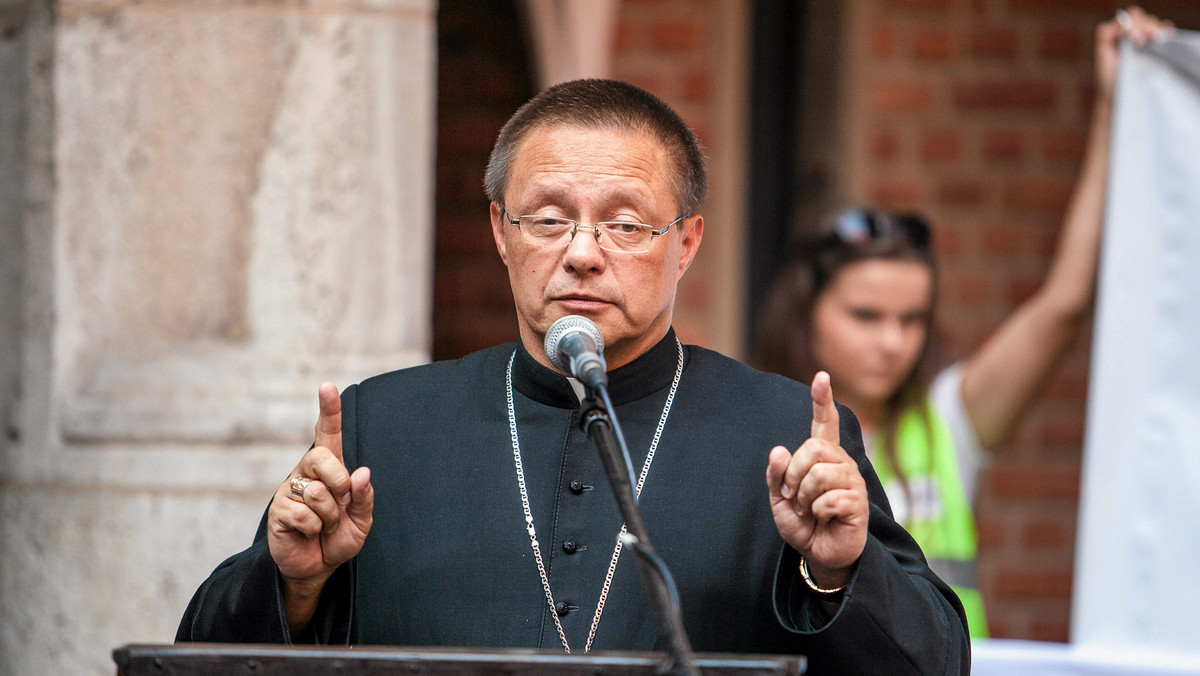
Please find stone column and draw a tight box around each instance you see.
[0,1,436,673]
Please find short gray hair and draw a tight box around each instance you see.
[484,79,708,217]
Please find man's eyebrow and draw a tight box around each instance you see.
[518,186,570,210]
[520,186,657,215]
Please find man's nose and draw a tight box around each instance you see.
[562,224,607,272]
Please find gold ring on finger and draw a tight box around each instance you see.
[289,475,313,502]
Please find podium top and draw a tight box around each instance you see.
[114,644,805,675]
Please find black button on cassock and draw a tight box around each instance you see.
[555,601,570,616]
[569,480,585,494]
[562,539,578,554]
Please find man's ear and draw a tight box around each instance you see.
[490,202,509,265]
[677,215,703,279]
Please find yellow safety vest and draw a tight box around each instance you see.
[869,405,988,638]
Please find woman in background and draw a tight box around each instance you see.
[755,8,1172,638]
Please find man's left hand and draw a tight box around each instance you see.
[766,371,869,590]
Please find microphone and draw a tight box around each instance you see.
[544,315,608,391]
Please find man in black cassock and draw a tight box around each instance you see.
[178,79,969,675]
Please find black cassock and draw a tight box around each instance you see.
[178,329,969,676]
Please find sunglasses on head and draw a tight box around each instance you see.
[829,208,931,251]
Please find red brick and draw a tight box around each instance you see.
[436,194,490,225]
[1030,616,1071,642]
[954,274,993,304]
[988,462,1079,500]
[935,227,962,256]
[987,616,1014,640]
[434,213,492,254]
[1078,80,1098,117]
[920,128,963,161]
[1040,26,1082,60]
[613,18,637,51]
[437,112,510,152]
[991,565,1073,600]
[882,0,952,8]
[680,276,711,307]
[1003,178,1074,212]
[1007,275,1042,305]
[937,180,985,206]
[871,81,936,111]
[1046,373,1089,398]
[975,516,1007,548]
[1037,229,1060,258]
[433,311,518,361]
[1042,128,1087,162]
[870,178,924,205]
[435,161,489,203]
[953,80,1057,110]
[680,68,711,103]
[651,18,705,52]
[1022,520,1071,548]
[438,64,526,103]
[872,24,897,58]
[982,224,1022,256]
[1009,0,1120,11]
[983,130,1025,161]
[1039,421,1085,448]
[872,130,902,160]
[615,70,665,99]
[970,27,1019,59]
[433,258,513,307]
[913,27,958,60]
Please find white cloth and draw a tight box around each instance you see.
[973,639,1200,676]
[1074,29,1200,655]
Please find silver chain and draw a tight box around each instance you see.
[505,339,684,653]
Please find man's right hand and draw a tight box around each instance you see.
[267,382,374,635]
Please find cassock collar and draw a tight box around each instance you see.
[511,328,683,409]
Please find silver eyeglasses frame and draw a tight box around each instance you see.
[500,205,685,254]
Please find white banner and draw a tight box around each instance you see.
[1074,29,1200,654]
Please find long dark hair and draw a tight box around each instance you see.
[755,208,941,491]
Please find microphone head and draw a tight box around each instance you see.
[545,315,605,373]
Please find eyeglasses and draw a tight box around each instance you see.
[830,208,931,251]
[501,206,684,254]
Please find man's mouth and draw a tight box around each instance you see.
[554,295,610,309]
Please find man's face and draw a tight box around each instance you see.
[490,123,703,372]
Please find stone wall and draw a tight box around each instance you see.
[0,0,27,453]
[0,1,436,673]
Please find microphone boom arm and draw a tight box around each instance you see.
[581,390,699,676]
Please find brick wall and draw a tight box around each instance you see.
[847,0,1200,640]
[433,0,530,360]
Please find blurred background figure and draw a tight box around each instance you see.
[754,8,1173,638]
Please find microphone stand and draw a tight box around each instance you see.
[580,385,700,676]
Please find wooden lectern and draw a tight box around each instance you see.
[113,644,805,675]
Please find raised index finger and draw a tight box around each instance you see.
[810,371,840,445]
[315,381,343,461]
